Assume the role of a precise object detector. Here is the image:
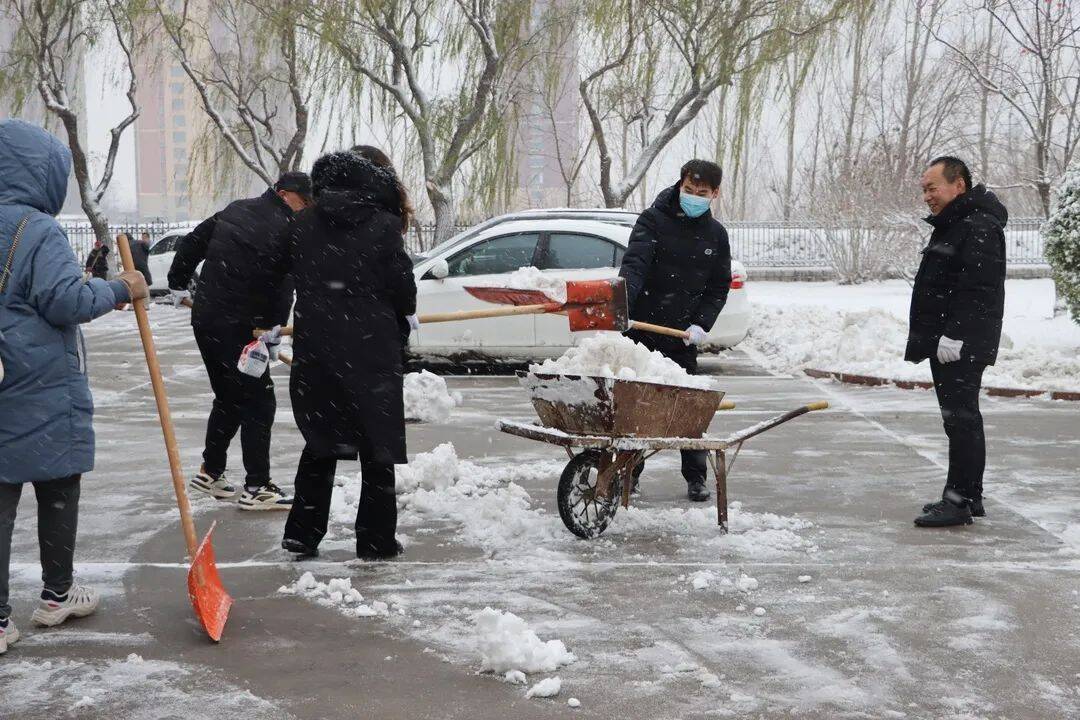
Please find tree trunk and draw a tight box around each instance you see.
[58,111,114,274]
[783,78,798,221]
[429,184,457,246]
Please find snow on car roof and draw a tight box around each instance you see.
[464,218,632,245]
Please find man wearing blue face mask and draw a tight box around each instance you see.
[620,159,731,502]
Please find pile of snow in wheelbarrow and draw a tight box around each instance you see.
[279,334,821,706]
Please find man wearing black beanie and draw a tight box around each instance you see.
[168,171,312,510]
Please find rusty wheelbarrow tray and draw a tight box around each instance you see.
[496,399,828,539]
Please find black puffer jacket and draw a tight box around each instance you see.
[906,184,1008,365]
[167,188,296,328]
[619,183,731,357]
[267,160,417,464]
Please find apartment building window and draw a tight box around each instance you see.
[173,131,186,143]
[173,114,185,127]
[170,82,184,95]
[170,66,184,77]
[171,99,184,111]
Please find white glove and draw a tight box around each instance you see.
[937,335,963,363]
[406,314,420,331]
[170,289,191,308]
[263,325,283,361]
[684,324,708,346]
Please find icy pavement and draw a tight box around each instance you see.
[2,302,1079,719]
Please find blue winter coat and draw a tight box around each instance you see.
[0,119,131,484]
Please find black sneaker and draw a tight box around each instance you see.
[915,491,973,527]
[923,497,984,518]
[238,481,293,511]
[687,480,711,503]
[281,538,319,559]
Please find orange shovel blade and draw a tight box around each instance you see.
[186,521,233,642]
[465,278,629,332]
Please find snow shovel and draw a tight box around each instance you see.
[258,280,629,338]
[465,277,691,340]
[117,236,233,642]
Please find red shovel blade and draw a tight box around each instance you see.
[464,287,558,305]
[465,278,629,332]
[187,521,233,642]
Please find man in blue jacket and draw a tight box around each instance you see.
[0,119,148,654]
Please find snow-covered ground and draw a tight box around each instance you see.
[743,278,1080,392]
[3,296,1079,719]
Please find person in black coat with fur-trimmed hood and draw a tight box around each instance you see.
[270,150,417,560]
[909,156,1007,529]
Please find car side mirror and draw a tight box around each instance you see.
[426,258,449,280]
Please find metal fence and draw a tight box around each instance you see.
[59,217,1049,269]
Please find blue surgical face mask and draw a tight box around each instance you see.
[679,191,712,218]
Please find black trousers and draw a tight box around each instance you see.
[624,330,708,485]
[0,475,80,618]
[930,358,987,500]
[283,445,398,554]
[193,322,276,486]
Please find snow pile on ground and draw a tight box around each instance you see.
[329,443,567,555]
[403,371,462,423]
[278,572,394,618]
[530,333,715,389]
[745,279,1080,392]
[526,677,563,698]
[474,607,575,674]
[505,266,568,302]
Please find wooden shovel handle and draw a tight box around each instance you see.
[118,237,199,557]
[628,320,690,340]
[258,303,559,338]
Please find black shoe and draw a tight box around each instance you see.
[281,538,319,558]
[357,539,403,561]
[914,491,973,527]
[687,480,710,503]
[923,497,984,518]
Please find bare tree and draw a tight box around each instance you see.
[306,0,543,243]
[578,0,853,210]
[933,0,1080,216]
[155,0,326,190]
[2,0,146,254]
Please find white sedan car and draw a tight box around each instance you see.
[409,210,749,361]
[146,224,200,294]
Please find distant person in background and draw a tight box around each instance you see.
[83,238,109,280]
[131,231,153,287]
[909,156,1008,528]
[352,145,419,356]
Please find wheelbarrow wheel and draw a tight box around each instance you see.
[557,450,622,539]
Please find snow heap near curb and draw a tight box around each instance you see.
[526,677,563,699]
[403,371,462,423]
[745,280,1080,392]
[506,266,568,302]
[530,333,715,389]
[474,607,576,675]
[278,572,392,618]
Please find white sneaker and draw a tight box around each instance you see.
[0,618,19,654]
[31,585,100,627]
[238,481,293,511]
[190,470,238,500]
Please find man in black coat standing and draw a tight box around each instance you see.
[620,159,732,502]
[168,171,311,511]
[131,231,153,287]
[909,156,1008,528]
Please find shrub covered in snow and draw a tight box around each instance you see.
[1044,168,1080,324]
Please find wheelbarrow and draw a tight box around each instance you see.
[496,373,828,538]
